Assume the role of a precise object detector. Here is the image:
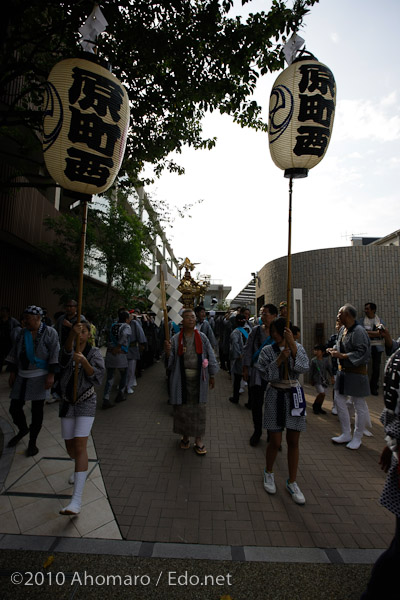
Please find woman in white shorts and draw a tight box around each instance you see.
[58,322,105,515]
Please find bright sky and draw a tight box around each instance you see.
[144,0,400,300]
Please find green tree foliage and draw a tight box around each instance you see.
[40,211,96,297]
[89,193,151,311]
[40,195,151,325]
[216,299,231,312]
[1,0,319,183]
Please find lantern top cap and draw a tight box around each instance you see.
[291,49,319,64]
[76,51,111,72]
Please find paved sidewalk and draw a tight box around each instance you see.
[0,371,120,540]
[0,360,393,598]
[93,361,392,550]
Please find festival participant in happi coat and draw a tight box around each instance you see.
[310,344,334,415]
[125,310,147,393]
[243,303,278,446]
[195,305,217,350]
[361,327,400,598]
[256,317,309,505]
[327,304,371,450]
[102,310,131,408]
[7,306,59,456]
[164,309,218,455]
[228,313,249,406]
[58,322,105,515]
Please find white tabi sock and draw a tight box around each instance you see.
[60,470,88,515]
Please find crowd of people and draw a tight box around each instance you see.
[1,298,399,591]
[0,300,163,516]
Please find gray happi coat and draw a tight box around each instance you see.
[127,319,147,360]
[379,345,400,518]
[229,327,248,376]
[242,325,271,387]
[7,324,60,401]
[105,322,131,369]
[168,331,219,405]
[197,320,217,349]
[59,345,105,418]
[256,342,309,432]
[334,323,370,397]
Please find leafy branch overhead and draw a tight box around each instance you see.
[40,195,151,322]
[1,0,318,182]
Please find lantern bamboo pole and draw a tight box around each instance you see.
[284,176,294,380]
[73,198,90,402]
[286,176,293,328]
[160,264,170,343]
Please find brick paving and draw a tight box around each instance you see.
[92,361,393,550]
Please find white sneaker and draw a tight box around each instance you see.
[68,472,75,485]
[331,407,338,415]
[286,480,305,505]
[263,470,276,494]
[346,437,362,450]
[239,387,244,394]
[331,433,352,444]
[127,387,134,394]
[363,429,373,437]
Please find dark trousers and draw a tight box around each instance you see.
[232,373,242,402]
[221,351,230,373]
[219,344,227,370]
[250,385,265,437]
[9,398,45,443]
[370,347,382,393]
[104,367,127,397]
[361,516,400,599]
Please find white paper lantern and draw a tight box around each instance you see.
[43,54,129,195]
[268,55,336,178]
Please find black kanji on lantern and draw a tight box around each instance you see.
[298,94,335,128]
[64,64,126,187]
[65,147,113,186]
[69,67,124,121]
[293,126,330,157]
[298,63,335,97]
[69,106,121,157]
[293,62,335,158]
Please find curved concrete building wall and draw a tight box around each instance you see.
[257,246,400,381]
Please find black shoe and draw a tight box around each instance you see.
[7,427,29,448]
[313,404,327,415]
[115,391,127,403]
[229,397,239,404]
[371,390,379,396]
[26,443,39,457]
[102,400,114,409]
[249,433,261,446]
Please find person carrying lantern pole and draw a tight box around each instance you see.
[58,321,105,515]
[256,317,309,505]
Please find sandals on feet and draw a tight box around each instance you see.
[193,444,207,455]
[180,439,190,449]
